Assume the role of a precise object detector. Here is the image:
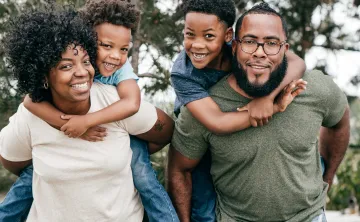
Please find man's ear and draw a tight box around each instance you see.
[225,27,233,43]
[232,39,237,56]
[284,43,289,52]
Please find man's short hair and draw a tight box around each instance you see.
[182,0,236,28]
[235,2,288,39]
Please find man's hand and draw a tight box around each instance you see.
[80,126,107,142]
[60,115,90,138]
[275,79,307,112]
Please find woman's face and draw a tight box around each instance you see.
[48,45,95,104]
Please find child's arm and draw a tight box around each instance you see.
[23,94,67,129]
[245,51,306,126]
[60,79,141,136]
[186,78,306,135]
[24,94,107,141]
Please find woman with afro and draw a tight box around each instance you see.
[0,2,176,222]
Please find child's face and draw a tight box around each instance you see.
[184,12,233,69]
[95,23,131,77]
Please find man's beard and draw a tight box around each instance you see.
[232,50,288,98]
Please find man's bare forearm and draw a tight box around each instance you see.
[320,107,350,188]
[167,146,193,222]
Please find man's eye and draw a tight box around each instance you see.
[205,34,215,38]
[266,41,279,46]
[243,40,256,44]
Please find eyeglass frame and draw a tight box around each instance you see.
[234,38,287,56]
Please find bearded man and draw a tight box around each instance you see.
[167,3,349,222]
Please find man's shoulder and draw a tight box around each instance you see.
[208,75,231,95]
[303,69,342,95]
[303,69,334,83]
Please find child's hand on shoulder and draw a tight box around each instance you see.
[60,114,90,138]
[238,97,274,127]
[275,79,307,112]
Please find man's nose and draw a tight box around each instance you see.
[253,44,266,58]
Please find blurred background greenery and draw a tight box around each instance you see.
[0,0,360,212]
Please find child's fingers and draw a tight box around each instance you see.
[94,126,107,132]
[262,117,269,125]
[250,118,258,127]
[291,88,306,97]
[237,105,248,112]
[89,136,104,142]
[293,79,307,86]
[61,114,73,120]
[60,124,67,132]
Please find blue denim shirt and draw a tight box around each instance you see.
[171,49,230,115]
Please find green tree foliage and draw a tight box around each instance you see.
[327,149,360,210]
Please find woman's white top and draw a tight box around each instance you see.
[0,83,158,222]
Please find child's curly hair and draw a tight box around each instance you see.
[4,6,97,103]
[182,0,236,28]
[80,0,140,33]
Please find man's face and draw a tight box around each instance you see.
[232,14,289,97]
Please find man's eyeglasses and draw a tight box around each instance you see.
[234,38,287,55]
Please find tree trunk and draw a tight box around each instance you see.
[131,0,143,75]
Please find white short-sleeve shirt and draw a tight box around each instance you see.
[0,83,157,222]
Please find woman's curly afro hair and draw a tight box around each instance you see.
[80,0,140,33]
[182,0,236,28]
[4,5,97,103]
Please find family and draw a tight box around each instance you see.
[0,0,350,222]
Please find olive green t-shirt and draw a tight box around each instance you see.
[172,70,348,222]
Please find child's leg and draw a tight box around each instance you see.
[0,164,33,222]
[321,156,325,176]
[130,136,179,222]
[191,150,216,222]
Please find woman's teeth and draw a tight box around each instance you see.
[72,82,88,89]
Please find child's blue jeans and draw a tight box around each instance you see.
[0,136,179,222]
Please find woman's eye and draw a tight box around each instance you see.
[185,32,195,37]
[121,48,129,52]
[60,64,72,70]
[84,60,91,65]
